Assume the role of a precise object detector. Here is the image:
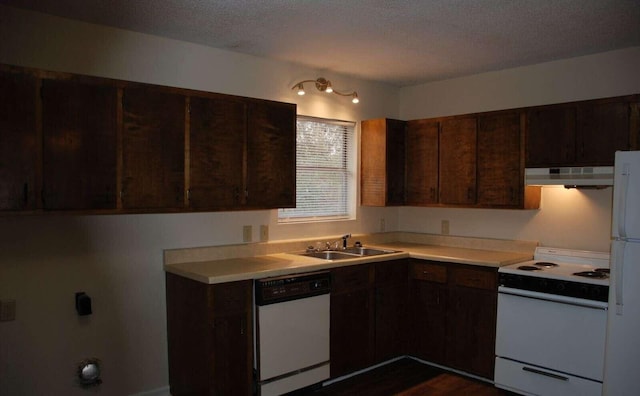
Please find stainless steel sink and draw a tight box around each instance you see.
[298,247,398,260]
[342,247,396,256]
[299,251,360,260]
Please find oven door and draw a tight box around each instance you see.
[495,287,607,395]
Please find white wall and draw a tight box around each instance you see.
[0,6,398,396]
[399,46,640,119]
[398,46,640,252]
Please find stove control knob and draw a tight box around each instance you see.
[556,283,566,292]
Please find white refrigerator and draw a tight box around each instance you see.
[604,150,640,395]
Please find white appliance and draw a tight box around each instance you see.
[495,247,610,396]
[604,150,640,396]
[254,271,331,396]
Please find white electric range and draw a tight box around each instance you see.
[495,247,610,396]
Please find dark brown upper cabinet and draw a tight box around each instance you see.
[361,118,406,206]
[0,69,39,211]
[189,95,246,209]
[477,111,523,207]
[526,96,637,167]
[405,119,439,205]
[439,117,477,205]
[1,64,297,215]
[41,79,117,210]
[245,100,296,209]
[122,86,186,210]
[576,99,632,165]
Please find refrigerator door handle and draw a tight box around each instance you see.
[617,162,630,239]
[614,240,626,315]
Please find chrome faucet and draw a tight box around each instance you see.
[341,234,352,249]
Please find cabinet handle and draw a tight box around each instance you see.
[187,188,191,202]
[467,188,474,200]
[522,366,568,381]
[23,183,28,204]
[240,318,245,335]
[430,187,436,201]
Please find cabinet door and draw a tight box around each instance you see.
[386,119,406,205]
[374,260,407,362]
[439,117,477,205]
[41,79,117,210]
[0,70,39,211]
[410,280,447,364]
[526,105,576,167]
[477,112,522,207]
[122,87,185,209]
[246,100,296,209]
[577,100,630,165]
[330,265,374,377]
[446,286,497,379]
[406,119,439,205]
[361,119,388,206]
[211,313,252,396]
[189,96,246,209]
[330,289,374,377]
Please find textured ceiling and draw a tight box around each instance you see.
[2,0,640,86]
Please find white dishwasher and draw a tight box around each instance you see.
[255,271,331,396]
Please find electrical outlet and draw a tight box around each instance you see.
[0,299,16,322]
[441,220,450,235]
[260,225,269,242]
[243,225,252,243]
[380,218,386,232]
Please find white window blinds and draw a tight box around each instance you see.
[278,116,355,222]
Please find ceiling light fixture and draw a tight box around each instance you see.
[291,77,359,104]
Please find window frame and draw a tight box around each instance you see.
[278,115,357,224]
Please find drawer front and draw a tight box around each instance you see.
[332,265,372,293]
[411,262,447,283]
[451,266,496,290]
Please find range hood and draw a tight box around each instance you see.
[525,166,614,188]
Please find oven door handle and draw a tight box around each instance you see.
[522,366,569,381]
[498,287,608,310]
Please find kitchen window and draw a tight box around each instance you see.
[278,116,356,223]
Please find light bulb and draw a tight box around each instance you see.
[296,84,305,96]
[352,93,359,104]
[325,82,333,93]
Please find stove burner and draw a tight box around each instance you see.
[595,268,610,274]
[534,261,559,268]
[518,265,542,271]
[573,271,609,279]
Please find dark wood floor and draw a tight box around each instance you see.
[292,358,514,396]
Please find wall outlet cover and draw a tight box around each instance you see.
[243,225,252,243]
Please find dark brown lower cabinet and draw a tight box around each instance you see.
[374,260,408,362]
[331,260,409,377]
[409,260,498,379]
[446,284,497,379]
[330,264,375,377]
[166,273,253,396]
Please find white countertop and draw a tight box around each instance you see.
[164,242,533,284]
